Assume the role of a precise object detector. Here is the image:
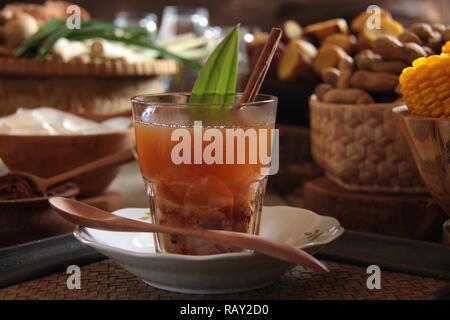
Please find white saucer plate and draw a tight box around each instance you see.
[74,206,343,294]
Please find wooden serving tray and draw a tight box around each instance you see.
[0,57,179,77]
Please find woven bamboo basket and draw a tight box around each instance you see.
[0,58,179,116]
[309,95,426,193]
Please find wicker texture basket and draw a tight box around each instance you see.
[309,95,426,193]
[0,58,179,77]
[0,58,178,116]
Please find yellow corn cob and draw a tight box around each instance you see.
[399,54,450,118]
[442,41,450,54]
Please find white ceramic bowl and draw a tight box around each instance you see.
[74,206,343,294]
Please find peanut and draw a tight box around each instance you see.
[431,23,447,34]
[314,83,333,101]
[355,50,379,69]
[356,93,376,104]
[402,42,428,62]
[372,60,407,74]
[355,50,407,74]
[409,23,442,52]
[321,67,340,87]
[336,55,353,89]
[410,23,440,42]
[442,29,450,42]
[322,88,374,104]
[372,36,426,63]
[398,31,422,45]
[372,36,403,59]
[350,70,398,93]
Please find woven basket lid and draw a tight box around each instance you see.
[0,57,180,77]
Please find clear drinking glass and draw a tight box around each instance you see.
[132,93,277,255]
[114,11,158,40]
[158,6,209,40]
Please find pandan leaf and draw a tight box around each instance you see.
[190,25,239,105]
[13,18,202,70]
[36,26,76,62]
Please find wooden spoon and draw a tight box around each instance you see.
[3,148,135,195]
[49,197,329,272]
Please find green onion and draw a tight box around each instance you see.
[36,26,75,62]
[94,34,202,71]
[13,19,65,57]
[13,18,202,70]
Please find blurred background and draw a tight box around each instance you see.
[0,0,449,27]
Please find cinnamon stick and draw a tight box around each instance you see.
[239,28,282,104]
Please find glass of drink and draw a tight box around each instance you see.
[132,93,277,255]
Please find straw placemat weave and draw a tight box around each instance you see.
[0,259,448,300]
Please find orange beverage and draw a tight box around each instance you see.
[132,93,277,255]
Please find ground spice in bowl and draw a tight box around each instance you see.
[0,174,44,200]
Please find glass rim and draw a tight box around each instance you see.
[131,92,278,109]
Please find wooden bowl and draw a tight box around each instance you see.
[0,129,134,197]
[393,106,450,218]
[0,182,79,248]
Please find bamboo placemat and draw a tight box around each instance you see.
[0,259,448,300]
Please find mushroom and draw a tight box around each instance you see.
[1,13,39,48]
